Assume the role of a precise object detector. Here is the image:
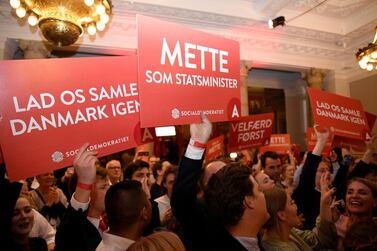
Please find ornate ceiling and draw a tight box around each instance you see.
[0,0,377,80]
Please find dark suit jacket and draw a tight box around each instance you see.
[292,152,322,230]
[171,156,247,251]
[55,205,101,251]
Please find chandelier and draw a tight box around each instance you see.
[9,0,112,47]
[356,26,377,71]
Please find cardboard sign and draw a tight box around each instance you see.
[306,128,332,156]
[260,134,291,154]
[0,56,140,181]
[205,135,225,162]
[228,113,274,152]
[307,87,371,141]
[137,15,241,127]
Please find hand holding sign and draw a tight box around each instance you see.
[190,113,212,144]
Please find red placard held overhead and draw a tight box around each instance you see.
[137,15,241,127]
[307,87,371,141]
[0,56,141,181]
[228,113,274,152]
[260,134,291,154]
[205,135,225,163]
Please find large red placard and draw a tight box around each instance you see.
[228,113,274,152]
[137,15,241,127]
[0,56,140,181]
[307,87,371,141]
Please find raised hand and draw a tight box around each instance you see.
[362,135,376,164]
[313,125,333,156]
[141,177,151,200]
[73,143,98,185]
[190,113,212,144]
[320,172,340,223]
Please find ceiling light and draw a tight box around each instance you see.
[9,0,112,47]
[356,26,377,71]
[268,16,285,29]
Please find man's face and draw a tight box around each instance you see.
[106,160,121,180]
[264,157,281,182]
[164,173,176,198]
[92,176,111,212]
[250,176,270,224]
[132,167,150,183]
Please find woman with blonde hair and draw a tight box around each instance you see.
[127,231,185,251]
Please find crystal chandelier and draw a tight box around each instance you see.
[9,0,112,47]
[356,26,377,71]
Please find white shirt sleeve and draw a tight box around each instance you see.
[71,192,90,211]
[29,209,56,245]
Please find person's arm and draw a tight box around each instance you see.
[349,135,376,178]
[171,113,212,224]
[55,143,101,251]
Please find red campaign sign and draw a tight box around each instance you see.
[205,135,225,162]
[137,15,241,127]
[365,112,377,130]
[228,113,274,152]
[307,87,371,141]
[306,128,332,156]
[333,136,366,152]
[260,134,291,154]
[136,128,157,145]
[0,56,141,181]
[0,146,3,164]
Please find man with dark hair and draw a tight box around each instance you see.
[96,180,152,250]
[172,114,270,251]
[123,159,161,235]
[260,151,282,185]
[55,144,111,251]
[124,160,150,181]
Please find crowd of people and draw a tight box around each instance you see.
[2,113,377,251]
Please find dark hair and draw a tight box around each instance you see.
[68,166,108,197]
[344,220,377,251]
[124,160,149,180]
[204,162,253,227]
[152,161,163,180]
[161,165,178,194]
[261,151,279,169]
[105,180,147,231]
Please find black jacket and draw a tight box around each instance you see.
[171,156,247,251]
[55,205,101,251]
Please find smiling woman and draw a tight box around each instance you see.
[9,196,47,250]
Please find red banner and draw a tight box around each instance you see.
[205,135,225,162]
[365,112,377,131]
[0,146,3,164]
[307,87,371,141]
[228,113,274,152]
[0,56,140,181]
[306,128,332,156]
[260,134,291,154]
[137,15,241,127]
